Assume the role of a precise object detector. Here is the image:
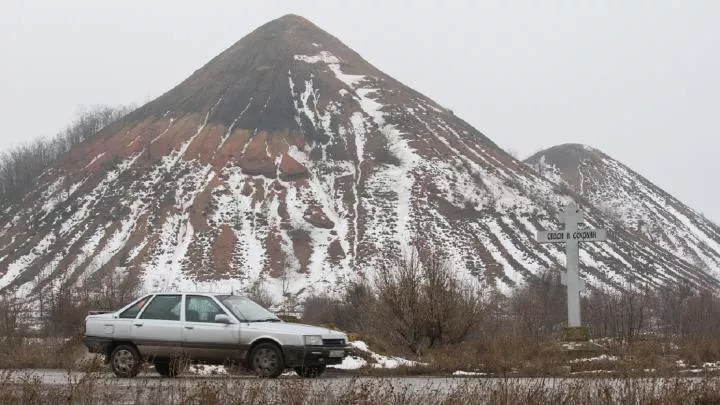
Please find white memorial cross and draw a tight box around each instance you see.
[536,203,607,328]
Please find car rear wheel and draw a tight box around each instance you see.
[110,345,141,378]
[294,365,326,378]
[249,343,284,378]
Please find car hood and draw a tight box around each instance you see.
[243,321,346,338]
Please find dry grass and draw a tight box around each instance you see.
[4,331,720,382]
[0,335,104,372]
[2,371,720,404]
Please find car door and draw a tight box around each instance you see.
[133,294,184,358]
[111,295,153,340]
[182,295,241,362]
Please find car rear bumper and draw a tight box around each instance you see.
[282,345,350,367]
[83,336,113,354]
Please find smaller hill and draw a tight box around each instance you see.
[526,143,720,278]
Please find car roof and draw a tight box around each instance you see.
[144,292,246,297]
[149,292,217,295]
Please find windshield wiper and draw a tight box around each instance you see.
[249,318,282,322]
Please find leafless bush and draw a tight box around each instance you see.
[373,241,486,354]
[583,283,652,344]
[85,271,142,312]
[0,295,28,345]
[245,282,275,309]
[509,269,566,340]
[302,281,376,333]
[39,271,141,337]
[302,295,338,325]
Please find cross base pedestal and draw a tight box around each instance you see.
[562,326,590,342]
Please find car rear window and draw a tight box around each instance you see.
[139,295,182,321]
[119,296,151,319]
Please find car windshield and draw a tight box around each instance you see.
[216,295,280,322]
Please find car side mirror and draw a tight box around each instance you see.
[215,314,231,324]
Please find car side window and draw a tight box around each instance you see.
[186,295,227,323]
[139,295,182,321]
[119,296,151,319]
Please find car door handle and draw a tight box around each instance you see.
[133,323,143,327]
[184,325,194,330]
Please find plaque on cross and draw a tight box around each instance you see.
[536,203,607,328]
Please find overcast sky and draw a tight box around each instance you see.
[1,0,718,220]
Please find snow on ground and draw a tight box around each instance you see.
[74,199,146,285]
[187,364,228,376]
[293,51,340,65]
[57,153,140,238]
[144,212,194,292]
[531,155,564,186]
[217,167,268,287]
[331,354,369,370]
[151,119,174,144]
[217,99,252,152]
[569,354,618,363]
[83,152,106,170]
[0,233,55,289]
[38,176,67,216]
[486,217,542,274]
[569,155,720,278]
[330,341,421,370]
[452,371,488,376]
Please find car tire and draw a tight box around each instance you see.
[294,365,326,378]
[110,345,141,378]
[249,343,284,378]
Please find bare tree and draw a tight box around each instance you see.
[374,248,426,353]
[245,282,275,309]
[302,281,376,332]
[509,269,566,340]
[0,294,28,345]
[373,241,485,353]
[0,104,135,204]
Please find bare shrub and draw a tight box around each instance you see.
[373,241,485,354]
[508,268,566,340]
[302,281,376,333]
[334,281,376,333]
[41,282,87,337]
[85,271,142,312]
[0,294,28,345]
[244,282,275,309]
[583,282,652,344]
[39,270,141,337]
[373,247,429,353]
[301,295,338,326]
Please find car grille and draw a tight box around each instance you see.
[322,339,345,346]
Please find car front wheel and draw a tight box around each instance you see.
[110,345,141,378]
[249,343,284,378]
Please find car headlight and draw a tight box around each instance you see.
[303,335,323,346]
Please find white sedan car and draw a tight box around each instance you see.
[83,292,350,378]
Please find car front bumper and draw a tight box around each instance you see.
[282,345,351,367]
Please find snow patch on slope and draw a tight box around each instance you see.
[0,234,55,289]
